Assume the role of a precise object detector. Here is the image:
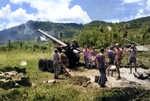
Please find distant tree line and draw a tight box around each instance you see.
[0,41,48,52]
[77,21,150,48]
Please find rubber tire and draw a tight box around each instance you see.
[46,59,54,73]
[38,59,47,71]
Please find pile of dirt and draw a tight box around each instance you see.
[0,67,31,89]
[68,76,91,87]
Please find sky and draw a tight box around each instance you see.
[0,0,150,31]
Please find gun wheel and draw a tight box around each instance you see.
[46,59,54,73]
[38,59,47,71]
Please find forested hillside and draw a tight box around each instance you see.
[77,16,150,47]
[0,20,83,42]
[0,16,150,46]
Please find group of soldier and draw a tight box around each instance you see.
[53,49,68,79]
[83,43,137,87]
[53,40,137,87]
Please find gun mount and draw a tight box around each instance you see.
[37,29,81,73]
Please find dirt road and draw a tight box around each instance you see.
[74,67,150,89]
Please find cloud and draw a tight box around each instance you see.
[104,16,134,23]
[135,8,144,19]
[137,2,145,6]
[104,19,120,23]
[6,22,21,29]
[123,0,145,3]
[116,6,128,12]
[112,19,120,23]
[0,4,11,18]
[135,13,150,19]
[0,0,91,30]
[134,8,150,19]
[10,0,91,23]
[0,4,37,30]
[145,0,150,11]
[8,8,36,23]
[123,0,150,12]
[138,8,144,13]
[0,23,6,31]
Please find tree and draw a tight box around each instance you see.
[139,21,150,44]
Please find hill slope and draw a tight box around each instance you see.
[0,21,83,42]
[0,16,150,42]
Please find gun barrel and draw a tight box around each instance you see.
[38,29,67,47]
[124,38,140,45]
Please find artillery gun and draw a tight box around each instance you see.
[124,38,150,51]
[37,29,81,72]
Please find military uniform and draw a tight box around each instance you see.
[59,53,69,67]
[53,53,60,79]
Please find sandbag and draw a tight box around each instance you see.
[3,80,15,89]
[0,74,5,79]
[5,71,17,76]
[0,80,4,88]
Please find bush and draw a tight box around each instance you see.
[33,44,39,49]
[40,46,47,50]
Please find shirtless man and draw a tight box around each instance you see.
[115,43,125,80]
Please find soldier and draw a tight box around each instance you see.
[107,46,116,76]
[59,50,69,68]
[53,49,60,79]
[127,44,137,74]
[74,40,79,48]
[71,40,76,49]
[115,43,125,80]
[83,45,90,69]
[93,48,106,87]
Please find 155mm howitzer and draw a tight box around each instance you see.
[37,29,81,72]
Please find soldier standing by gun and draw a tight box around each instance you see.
[74,40,79,48]
[59,50,69,69]
[53,49,60,79]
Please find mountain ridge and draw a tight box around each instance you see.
[0,16,150,42]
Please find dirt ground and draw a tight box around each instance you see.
[73,67,150,89]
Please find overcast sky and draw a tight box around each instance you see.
[0,0,150,30]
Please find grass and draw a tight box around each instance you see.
[0,46,94,101]
[0,42,150,101]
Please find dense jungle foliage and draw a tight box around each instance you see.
[77,17,150,48]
